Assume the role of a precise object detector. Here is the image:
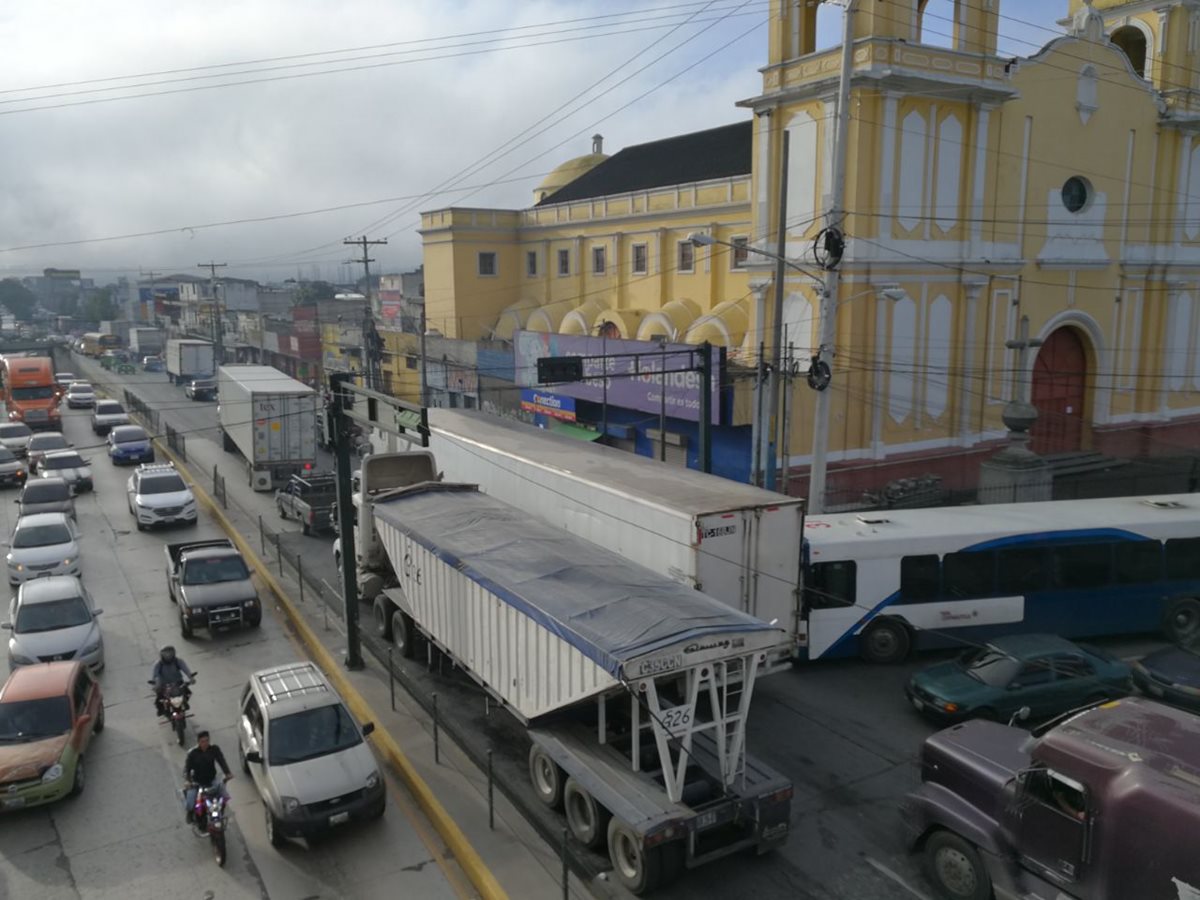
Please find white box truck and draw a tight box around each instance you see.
[426,410,807,655]
[165,339,214,384]
[356,453,794,895]
[129,328,163,356]
[217,365,318,491]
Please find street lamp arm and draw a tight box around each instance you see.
[686,232,818,279]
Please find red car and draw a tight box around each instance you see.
[0,661,103,810]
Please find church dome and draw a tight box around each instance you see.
[534,135,608,205]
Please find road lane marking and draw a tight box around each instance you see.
[865,857,934,900]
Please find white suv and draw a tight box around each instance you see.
[126,463,197,530]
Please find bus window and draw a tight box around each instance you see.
[1051,544,1113,590]
[1115,540,1162,584]
[943,551,996,599]
[997,546,1050,594]
[806,561,856,610]
[899,555,939,603]
[1165,537,1200,580]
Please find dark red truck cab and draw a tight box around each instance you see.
[903,696,1200,900]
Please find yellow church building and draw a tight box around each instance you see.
[421,0,1200,507]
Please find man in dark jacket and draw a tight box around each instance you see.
[183,730,232,824]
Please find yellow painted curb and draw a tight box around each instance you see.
[153,439,508,900]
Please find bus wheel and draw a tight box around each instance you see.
[1164,597,1200,644]
[859,617,910,664]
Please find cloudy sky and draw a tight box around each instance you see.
[0,0,1062,285]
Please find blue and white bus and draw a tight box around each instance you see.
[801,494,1200,663]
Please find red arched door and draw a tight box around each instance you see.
[1031,327,1087,455]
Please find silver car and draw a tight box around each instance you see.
[0,446,27,489]
[0,422,32,458]
[4,576,103,671]
[64,382,95,409]
[54,372,76,388]
[16,477,74,519]
[90,400,129,436]
[38,451,92,494]
[6,512,81,587]
[26,432,70,474]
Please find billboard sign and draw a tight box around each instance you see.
[515,330,719,424]
[521,389,576,422]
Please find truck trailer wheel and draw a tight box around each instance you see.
[390,610,415,659]
[1163,597,1200,644]
[607,818,661,895]
[528,745,564,810]
[373,597,393,640]
[923,831,991,900]
[564,777,610,849]
[859,617,911,664]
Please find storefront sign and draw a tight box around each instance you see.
[521,389,576,422]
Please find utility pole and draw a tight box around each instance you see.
[764,130,790,492]
[419,308,430,408]
[345,236,387,391]
[139,269,161,327]
[198,261,227,368]
[807,0,856,514]
[330,371,364,670]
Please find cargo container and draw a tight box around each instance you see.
[128,328,163,356]
[356,454,793,895]
[217,365,317,491]
[427,410,806,656]
[165,339,214,384]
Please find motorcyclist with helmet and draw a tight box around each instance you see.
[148,645,195,715]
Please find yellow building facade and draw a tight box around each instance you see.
[422,0,1200,503]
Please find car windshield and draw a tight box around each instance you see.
[16,596,91,633]
[11,386,55,400]
[141,475,185,495]
[268,704,361,766]
[68,383,91,392]
[182,556,248,585]
[95,402,123,415]
[0,696,72,742]
[12,523,72,548]
[112,427,147,443]
[29,436,67,452]
[23,481,68,502]
[960,647,1021,687]
[42,454,84,471]
[0,424,31,440]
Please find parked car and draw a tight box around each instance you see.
[1133,644,1200,712]
[53,372,76,388]
[107,425,154,466]
[0,423,33,457]
[90,400,129,436]
[0,661,102,810]
[237,661,383,846]
[37,451,92,494]
[184,377,217,401]
[0,447,27,488]
[4,576,103,671]
[127,463,196,530]
[15,478,74,520]
[905,634,1132,724]
[142,357,164,373]
[6,512,81,586]
[64,383,95,409]
[26,432,70,474]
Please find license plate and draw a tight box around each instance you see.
[910,697,924,711]
[329,811,350,826]
[2,797,25,810]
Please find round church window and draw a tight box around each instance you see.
[1061,176,1091,213]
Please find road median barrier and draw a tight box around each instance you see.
[152,437,508,900]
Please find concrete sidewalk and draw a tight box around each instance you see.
[72,352,593,900]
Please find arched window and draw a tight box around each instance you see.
[1111,26,1148,78]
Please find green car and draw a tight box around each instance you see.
[905,634,1132,724]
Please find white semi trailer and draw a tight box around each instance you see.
[426,410,807,656]
[217,365,318,491]
[355,452,793,894]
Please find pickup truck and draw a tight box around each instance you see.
[165,539,262,638]
[274,472,336,535]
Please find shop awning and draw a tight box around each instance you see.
[548,420,602,441]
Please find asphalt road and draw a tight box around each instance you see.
[0,383,463,900]
[64,350,1176,900]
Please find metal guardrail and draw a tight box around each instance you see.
[212,464,227,509]
[122,389,160,434]
[164,423,186,462]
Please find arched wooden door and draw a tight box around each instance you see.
[1031,327,1087,455]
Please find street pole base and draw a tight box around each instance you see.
[344,652,365,671]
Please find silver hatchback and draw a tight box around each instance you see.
[4,576,104,671]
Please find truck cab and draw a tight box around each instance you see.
[904,697,1200,900]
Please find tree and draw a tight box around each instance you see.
[294,280,337,306]
[0,279,37,321]
[79,287,118,323]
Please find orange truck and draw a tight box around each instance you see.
[1,356,63,429]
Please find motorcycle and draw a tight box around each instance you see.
[149,676,196,747]
[188,776,234,867]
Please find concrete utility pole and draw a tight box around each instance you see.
[765,130,790,491]
[139,269,161,326]
[344,236,387,391]
[198,261,227,368]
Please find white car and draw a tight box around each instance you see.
[64,382,95,409]
[126,463,197,530]
[0,422,32,458]
[37,450,93,494]
[6,512,81,587]
[54,372,77,388]
[4,575,104,671]
[26,432,70,474]
[90,399,130,435]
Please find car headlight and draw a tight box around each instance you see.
[366,771,380,790]
[41,764,63,783]
[11,563,22,572]
[243,598,258,607]
[80,640,101,656]
[9,652,36,666]
[281,796,300,814]
[62,558,73,567]
[932,697,960,713]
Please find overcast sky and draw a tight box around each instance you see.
[0,0,1062,285]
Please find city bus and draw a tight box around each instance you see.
[802,494,1200,663]
[81,332,120,357]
